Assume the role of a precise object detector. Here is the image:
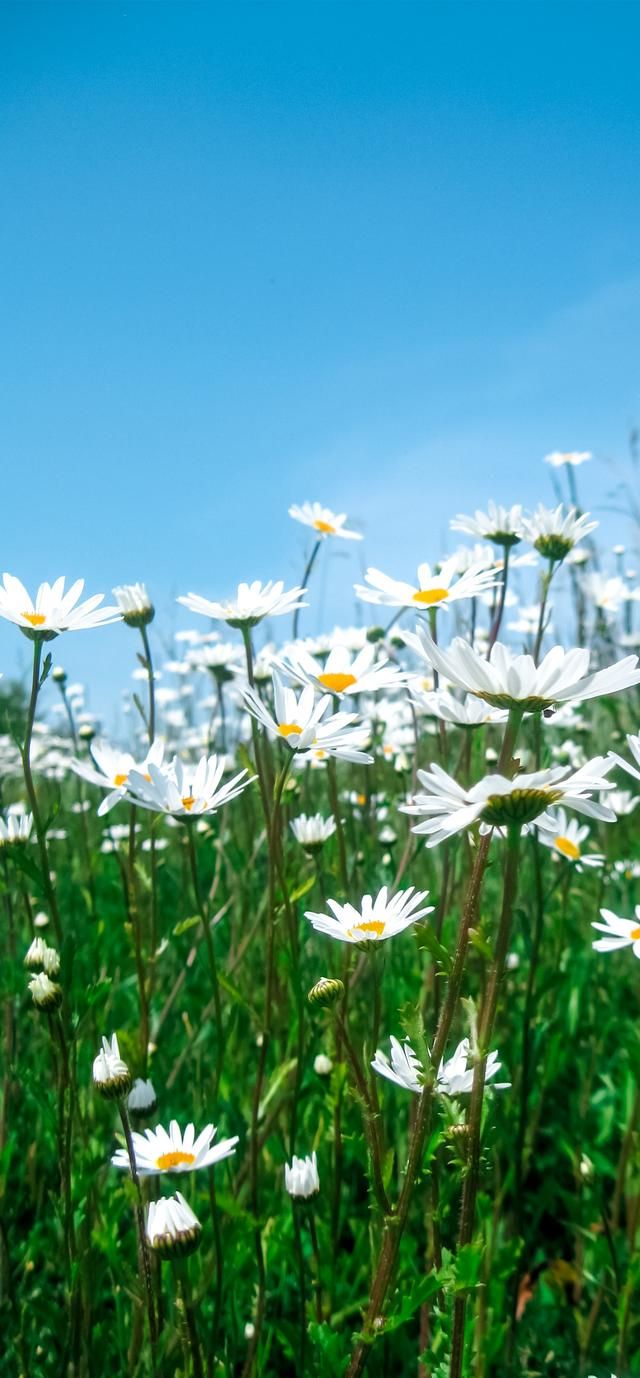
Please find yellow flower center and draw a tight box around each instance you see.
[554,836,580,861]
[314,749,327,759]
[113,773,129,787]
[349,919,385,939]
[630,926,640,941]
[412,587,449,606]
[22,611,46,627]
[318,672,357,693]
[313,519,336,535]
[155,1150,196,1170]
[356,793,367,806]
[278,723,302,738]
[181,795,196,811]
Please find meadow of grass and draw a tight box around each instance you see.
[1,468,639,1378]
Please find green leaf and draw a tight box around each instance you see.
[288,873,316,904]
[379,1271,442,1335]
[173,913,201,937]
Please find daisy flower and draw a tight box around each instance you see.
[178,580,306,629]
[128,1078,158,1119]
[355,557,499,612]
[372,1036,508,1095]
[436,1039,509,1095]
[544,450,591,467]
[582,573,629,616]
[0,574,122,640]
[410,687,508,728]
[402,757,616,848]
[521,505,597,562]
[592,907,640,958]
[536,809,604,868]
[404,626,640,712]
[125,753,254,816]
[290,813,336,851]
[93,1034,132,1100]
[450,502,524,547]
[24,937,60,975]
[305,885,432,944]
[29,971,63,1012]
[604,733,640,788]
[146,1192,202,1257]
[289,502,362,541]
[112,1119,238,1175]
[113,582,155,627]
[0,812,33,845]
[243,672,373,763]
[284,1151,320,1198]
[70,739,166,816]
[279,642,403,697]
[243,674,331,750]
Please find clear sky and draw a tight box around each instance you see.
[1,1,639,721]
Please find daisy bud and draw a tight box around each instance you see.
[307,977,344,1009]
[284,1151,320,1199]
[92,1034,132,1101]
[79,723,96,743]
[313,1054,333,1077]
[52,666,67,683]
[28,972,63,1012]
[244,1323,256,1342]
[24,937,60,976]
[127,1077,158,1120]
[146,1192,202,1258]
[366,626,386,644]
[113,582,155,628]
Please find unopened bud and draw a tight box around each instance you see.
[308,977,344,1009]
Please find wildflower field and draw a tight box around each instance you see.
[3,456,640,1378]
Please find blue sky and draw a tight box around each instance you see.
[1,1,639,721]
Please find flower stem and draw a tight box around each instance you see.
[185,822,224,1095]
[21,638,63,946]
[487,545,511,653]
[292,538,321,640]
[449,825,521,1378]
[118,1102,158,1358]
[344,708,523,1378]
[139,623,156,744]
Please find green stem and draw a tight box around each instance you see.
[139,623,156,744]
[487,544,511,653]
[345,708,523,1378]
[118,1103,158,1357]
[186,823,224,1095]
[292,538,321,640]
[21,638,63,946]
[449,825,521,1378]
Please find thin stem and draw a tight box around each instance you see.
[241,754,294,1378]
[532,561,558,664]
[292,1204,307,1373]
[185,823,224,1095]
[345,707,523,1378]
[127,805,150,1073]
[292,538,321,640]
[21,638,63,945]
[175,1264,204,1378]
[307,1206,323,1322]
[207,1170,224,1366]
[118,1102,158,1357]
[487,544,511,653]
[139,623,156,744]
[449,826,521,1378]
[327,757,349,895]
